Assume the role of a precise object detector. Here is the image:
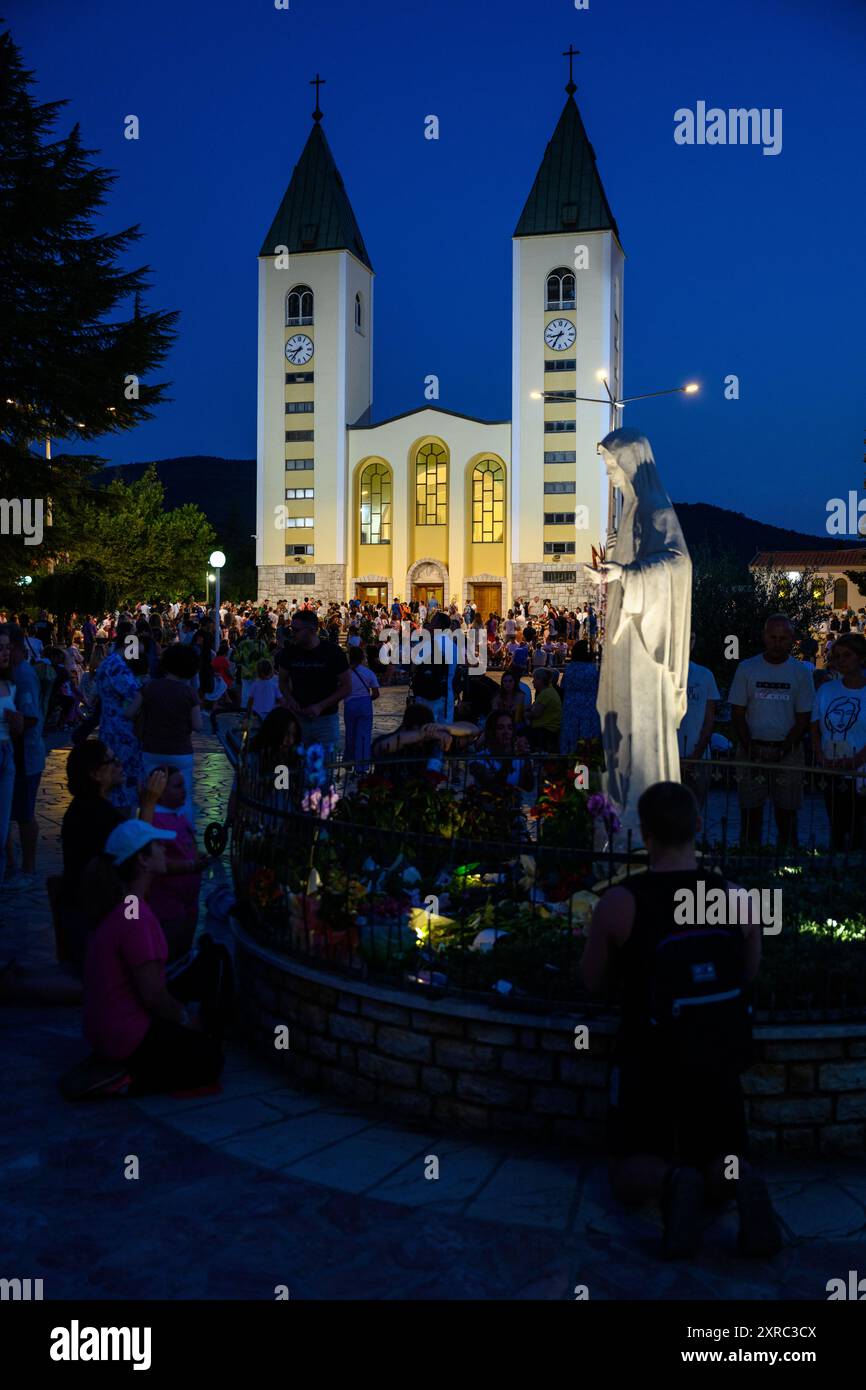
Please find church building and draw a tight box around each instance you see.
[255,66,624,615]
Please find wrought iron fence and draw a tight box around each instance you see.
[226,731,866,1019]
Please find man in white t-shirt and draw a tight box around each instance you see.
[811,632,866,847]
[729,614,814,847]
[678,634,720,807]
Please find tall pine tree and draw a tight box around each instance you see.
[0,27,177,591]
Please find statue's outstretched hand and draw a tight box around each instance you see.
[583,561,622,583]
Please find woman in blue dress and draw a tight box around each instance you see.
[96,623,144,810]
[558,640,602,754]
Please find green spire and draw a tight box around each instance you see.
[514,95,620,243]
[260,121,372,269]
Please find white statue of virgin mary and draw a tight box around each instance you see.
[583,429,692,840]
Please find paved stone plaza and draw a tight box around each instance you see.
[1,708,864,1300]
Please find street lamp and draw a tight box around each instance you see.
[209,550,226,624]
[530,377,700,413]
[529,375,700,567]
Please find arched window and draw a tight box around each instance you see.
[833,576,848,609]
[546,266,575,311]
[286,285,314,326]
[359,461,391,545]
[415,442,448,525]
[354,293,363,332]
[472,458,504,543]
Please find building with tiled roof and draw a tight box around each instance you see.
[750,550,866,610]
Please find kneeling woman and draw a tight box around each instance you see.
[82,820,224,1094]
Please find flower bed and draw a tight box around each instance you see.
[232,753,866,1017]
[229,749,866,1151]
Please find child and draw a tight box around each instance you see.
[147,766,211,960]
[250,657,281,720]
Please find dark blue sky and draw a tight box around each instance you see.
[8,0,866,535]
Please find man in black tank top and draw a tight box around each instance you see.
[582,781,782,1260]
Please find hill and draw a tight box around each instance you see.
[109,456,256,539]
[672,502,857,567]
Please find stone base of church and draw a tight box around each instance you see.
[257,564,347,606]
[256,566,286,606]
[510,561,597,611]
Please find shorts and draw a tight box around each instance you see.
[608,1055,748,1168]
[11,772,41,823]
[737,744,804,812]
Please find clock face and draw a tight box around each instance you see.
[544,318,576,352]
[285,334,314,365]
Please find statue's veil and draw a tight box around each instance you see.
[600,428,692,723]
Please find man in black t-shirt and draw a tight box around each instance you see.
[582,781,781,1261]
[276,610,351,755]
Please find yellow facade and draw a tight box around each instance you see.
[256,93,623,612]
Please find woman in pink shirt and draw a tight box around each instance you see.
[147,766,210,961]
[82,819,223,1094]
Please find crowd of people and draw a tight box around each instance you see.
[0,586,864,1108]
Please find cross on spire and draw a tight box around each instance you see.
[310,73,326,123]
[563,45,580,96]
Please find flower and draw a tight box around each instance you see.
[301,782,341,819]
[587,792,622,835]
[568,889,599,929]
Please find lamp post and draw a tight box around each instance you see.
[209,550,226,630]
[530,374,699,413]
[530,375,700,550]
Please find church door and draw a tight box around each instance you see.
[356,583,388,606]
[471,583,502,619]
[412,583,444,608]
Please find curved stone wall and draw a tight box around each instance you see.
[234,925,866,1157]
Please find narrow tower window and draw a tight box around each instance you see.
[545,267,576,311]
[286,285,314,326]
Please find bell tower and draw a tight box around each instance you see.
[256,77,374,604]
[511,52,624,606]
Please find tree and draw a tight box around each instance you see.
[51,465,215,606]
[0,27,178,589]
[844,571,866,602]
[690,544,825,693]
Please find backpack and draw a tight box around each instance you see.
[649,917,751,1072]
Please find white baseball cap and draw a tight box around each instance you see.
[105,819,176,865]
